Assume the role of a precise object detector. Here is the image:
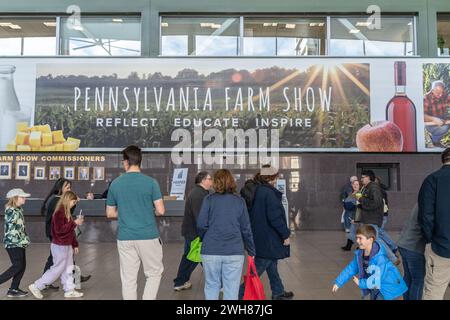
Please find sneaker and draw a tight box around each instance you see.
[174,281,192,291]
[7,288,28,298]
[64,290,84,298]
[272,291,294,300]
[28,284,43,299]
[44,284,59,290]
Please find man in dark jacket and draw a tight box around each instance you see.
[173,171,212,291]
[419,147,450,300]
[239,165,293,300]
[358,170,399,264]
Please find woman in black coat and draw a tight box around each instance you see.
[239,166,294,300]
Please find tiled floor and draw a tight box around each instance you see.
[0,231,449,300]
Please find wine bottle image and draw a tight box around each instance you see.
[386,61,417,152]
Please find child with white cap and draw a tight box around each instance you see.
[0,188,31,298]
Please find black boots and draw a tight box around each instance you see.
[341,239,353,251]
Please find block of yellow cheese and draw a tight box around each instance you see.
[17,145,31,152]
[42,133,53,146]
[40,124,51,134]
[63,141,77,151]
[15,132,29,145]
[16,122,29,133]
[6,141,16,151]
[40,145,56,152]
[55,144,64,152]
[52,130,65,144]
[67,137,80,149]
[29,131,42,148]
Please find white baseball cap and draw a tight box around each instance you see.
[6,189,31,199]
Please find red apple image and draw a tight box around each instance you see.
[356,121,403,152]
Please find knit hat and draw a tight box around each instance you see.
[260,165,278,176]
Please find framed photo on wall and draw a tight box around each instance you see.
[34,166,46,180]
[78,167,90,181]
[0,162,12,180]
[49,166,61,180]
[64,166,75,180]
[16,162,30,180]
[93,167,105,181]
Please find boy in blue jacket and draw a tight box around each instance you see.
[332,224,407,300]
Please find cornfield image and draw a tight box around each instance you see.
[34,62,370,149]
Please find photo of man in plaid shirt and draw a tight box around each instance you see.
[424,80,450,146]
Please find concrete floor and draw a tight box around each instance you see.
[0,231,449,300]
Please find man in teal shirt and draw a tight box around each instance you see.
[106,145,165,300]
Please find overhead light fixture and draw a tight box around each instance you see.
[408,21,412,26]
[211,23,221,29]
[263,23,271,27]
[272,23,278,27]
[112,18,123,23]
[9,24,22,30]
[356,21,371,27]
[285,24,296,29]
[318,22,325,27]
[200,23,212,28]
[161,22,169,27]
[309,23,317,27]
[349,29,360,34]
[0,22,13,27]
[73,25,84,31]
[44,22,57,27]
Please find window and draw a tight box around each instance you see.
[60,16,141,56]
[437,14,450,57]
[243,17,325,56]
[161,16,240,56]
[330,16,415,56]
[0,17,57,56]
[161,14,417,57]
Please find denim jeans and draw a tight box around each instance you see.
[343,210,353,231]
[238,257,285,299]
[398,247,425,300]
[173,239,200,287]
[202,254,244,300]
[381,215,388,229]
[348,222,357,242]
[369,224,398,252]
[426,124,450,144]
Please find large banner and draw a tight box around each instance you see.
[0,58,449,152]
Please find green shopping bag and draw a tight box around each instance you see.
[186,237,202,263]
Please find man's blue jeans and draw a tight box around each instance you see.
[238,257,285,299]
[398,247,425,300]
[202,254,244,300]
[369,224,398,252]
[173,239,199,287]
[426,124,450,144]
